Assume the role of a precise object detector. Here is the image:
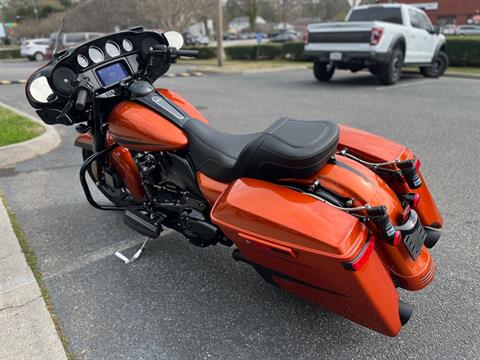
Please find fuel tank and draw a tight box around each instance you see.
[108,101,188,152]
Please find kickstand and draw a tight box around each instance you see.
[115,237,151,264]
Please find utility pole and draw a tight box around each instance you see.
[217,0,224,67]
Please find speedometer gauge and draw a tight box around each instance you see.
[88,46,104,63]
[105,41,121,57]
[122,39,133,52]
[77,54,89,68]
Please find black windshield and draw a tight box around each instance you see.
[348,7,403,25]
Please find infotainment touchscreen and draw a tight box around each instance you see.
[96,62,130,87]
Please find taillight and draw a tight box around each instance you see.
[370,27,384,46]
[343,234,376,271]
[303,30,309,45]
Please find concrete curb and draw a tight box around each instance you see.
[190,64,309,75]
[0,101,61,169]
[403,70,480,80]
[0,200,67,360]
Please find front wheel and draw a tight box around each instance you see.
[377,48,404,85]
[82,150,136,207]
[420,51,449,78]
[313,61,335,82]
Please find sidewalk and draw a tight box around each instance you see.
[0,198,67,360]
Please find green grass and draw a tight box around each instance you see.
[447,67,480,75]
[447,35,480,41]
[0,194,74,359]
[0,106,44,146]
[179,58,309,70]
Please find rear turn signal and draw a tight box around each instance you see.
[397,159,422,189]
[402,193,420,209]
[343,234,376,271]
[370,27,384,46]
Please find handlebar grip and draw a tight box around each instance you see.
[75,88,88,111]
[177,50,199,58]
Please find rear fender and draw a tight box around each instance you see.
[338,125,443,228]
[287,153,434,291]
[74,133,145,203]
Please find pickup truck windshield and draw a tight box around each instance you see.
[348,7,403,25]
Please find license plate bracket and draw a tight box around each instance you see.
[396,210,427,260]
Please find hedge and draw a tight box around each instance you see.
[446,37,480,67]
[0,48,21,60]
[182,45,217,59]
[181,39,480,66]
[281,42,305,61]
[225,44,282,60]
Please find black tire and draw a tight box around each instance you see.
[420,51,449,78]
[377,48,404,85]
[82,149,136,207]
[33,52,44,62]
[313,61,335,82]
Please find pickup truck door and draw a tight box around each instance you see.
[407,9,436,63]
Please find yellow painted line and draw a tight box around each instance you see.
[17,79,27,84]
[0,80,12,85]
[164,73,175,78]
[190,72,204,77]
[179,72,191,77]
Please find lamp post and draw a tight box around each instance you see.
[217,0,224,67]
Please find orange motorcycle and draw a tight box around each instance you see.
[26,28,442,336]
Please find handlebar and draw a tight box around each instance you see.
[75,88,88,111]
[177,49,199,58]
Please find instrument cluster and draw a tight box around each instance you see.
[48,29,168,96]
[75,38,134,69]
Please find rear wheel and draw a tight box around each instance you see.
[377,48,404,85]
[82,149,136,207]
[420,51,449,78]
[313,61,335,82]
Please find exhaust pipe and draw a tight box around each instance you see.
[424,227,441,249]
[399,300,414,326]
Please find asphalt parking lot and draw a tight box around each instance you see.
[1,61,479,359]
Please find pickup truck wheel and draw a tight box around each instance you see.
[378,48,403,85]
[420,51,449,78]
[313,62,335,82]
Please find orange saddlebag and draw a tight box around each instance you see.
[211,178,404,336]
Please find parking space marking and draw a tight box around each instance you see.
[376,79,433,91]
[42,229,174,280]
[0,79,27,85]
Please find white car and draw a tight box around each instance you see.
[304,4,448,85]
[20,38,51,61]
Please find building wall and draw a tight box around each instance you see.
[377,0,480,25]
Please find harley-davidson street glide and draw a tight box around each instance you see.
[25,16,442,337]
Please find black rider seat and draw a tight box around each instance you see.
[183,118,339,182]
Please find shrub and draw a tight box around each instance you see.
[225,44,282,60]
[446,37,480,67]
[182,46,216,59]
[0,48,21,60]
[281,42,305,61]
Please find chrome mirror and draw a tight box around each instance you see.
[164,31,184,50]
[28,76,55,103]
